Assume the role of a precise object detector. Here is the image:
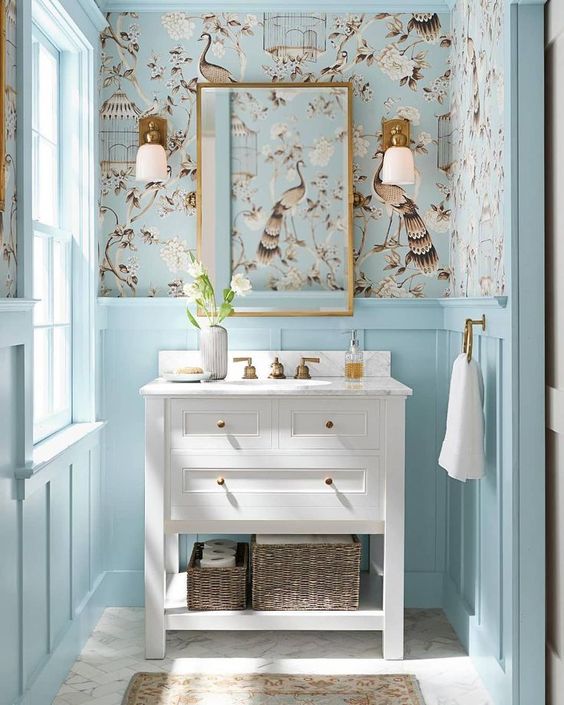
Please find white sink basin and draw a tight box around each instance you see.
[216,378,331,390]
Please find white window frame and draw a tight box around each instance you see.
[32,25,74,442]
[30,0,98,446]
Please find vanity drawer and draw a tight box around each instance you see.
[169,398,272,450]
[279,399,381,450]
[169,453,383,520]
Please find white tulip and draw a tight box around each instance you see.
[183,281,200,302]
[187,259,206,278]
[230,273,252,296]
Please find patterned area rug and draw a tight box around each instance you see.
[123,673,425,705]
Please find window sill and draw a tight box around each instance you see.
[17,421,106,481]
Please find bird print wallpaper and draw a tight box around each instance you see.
[449,0,506,296]
[99,11,454,299]
[0,0,17,298]
[206,85,352,301]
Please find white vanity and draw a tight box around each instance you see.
[140,351,412,661]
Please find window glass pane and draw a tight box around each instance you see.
[32,132,39,219]
[33,233,50,325]
[37,43,58,143]
[53,326,71,413]
[35,136,58,226]
[33,327,50,424]
[53,239,70,324]
[32,24,71,443]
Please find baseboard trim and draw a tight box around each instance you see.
[405,571,444,608]
[443,573,473,649]
[443,574,509,705]
[17,573,107,705]
[101,569,145,607]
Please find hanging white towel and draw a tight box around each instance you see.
[439,353,485,481]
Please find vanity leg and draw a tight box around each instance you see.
[165,534,179,573]
[145,398,166,659]
[383,398,405,660]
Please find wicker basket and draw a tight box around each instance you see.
[187,542,248,610]
[251,535,361,611]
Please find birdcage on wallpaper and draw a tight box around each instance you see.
[231,115,258,184]
[263,13,326,62]
[100,89,142,175]
[437,112,453,172]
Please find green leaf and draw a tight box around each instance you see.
[186,308,200,329]
[226,290,235,303]
[217,303,233,323]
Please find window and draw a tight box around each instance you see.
[32,27,72,442]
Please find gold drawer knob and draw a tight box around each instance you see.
[325,420,334,429]
[216,477,225,486]
[324,477,333,485]
[217,420,226,428]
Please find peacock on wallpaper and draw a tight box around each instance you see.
[98,9,505,299]
[200,84,352,308]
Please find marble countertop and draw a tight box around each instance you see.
[139,376,412,397]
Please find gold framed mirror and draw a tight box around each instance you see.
[197,82,354,316]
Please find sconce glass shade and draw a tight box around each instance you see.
[135,142,168,181]
[382,146,415,185]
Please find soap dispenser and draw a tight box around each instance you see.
[344,329,364,380]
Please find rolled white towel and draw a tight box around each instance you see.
[439,353,485,482]
[204,539,237,551]
[200,554,236,568]
[202,547,235,560]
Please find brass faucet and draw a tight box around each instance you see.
[233,357,258,379]
[294,356,320,380]
[268,357,286,379]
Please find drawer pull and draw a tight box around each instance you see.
[216,420,226,429]
[216,477,225,486]
[324,477,333,485]
[325,420,334,429]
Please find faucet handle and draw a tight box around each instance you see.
[233,357,258,380]
[268,357,286,379]
[294,356,320,380]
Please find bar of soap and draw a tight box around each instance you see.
[175,366,203,374]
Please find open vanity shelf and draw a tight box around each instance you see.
[141,352,411,661]
[165,571,384,631]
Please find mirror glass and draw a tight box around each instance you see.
[197,83,353,316]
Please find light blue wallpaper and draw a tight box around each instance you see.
[228,86,350,294]
[99,11,453,298]
[449,0,506,296]
[0,0,17,297]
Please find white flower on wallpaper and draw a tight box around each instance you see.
[376,45,417,82]
[396,105,420,124]
[352,125,369,158]
[160,236,192,273]
[99,11,454,298]
[161,12,196,41]
[309,137,334,167]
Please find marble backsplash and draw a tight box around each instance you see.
[158,350,391,379]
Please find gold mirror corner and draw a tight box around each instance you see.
[196,82,354,317]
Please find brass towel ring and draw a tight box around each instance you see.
[463,315,486,362]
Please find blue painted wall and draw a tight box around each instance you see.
[0,313,106,705]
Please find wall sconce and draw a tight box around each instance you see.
[381,118,415,185]
[136,116,168,182]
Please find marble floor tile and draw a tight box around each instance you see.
[52,608,493,705]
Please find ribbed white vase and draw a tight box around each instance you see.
[200,325,228,380]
